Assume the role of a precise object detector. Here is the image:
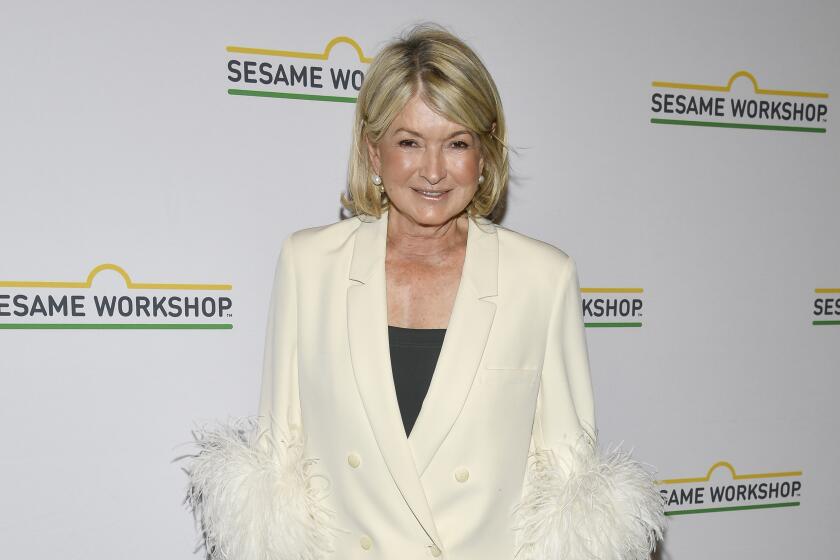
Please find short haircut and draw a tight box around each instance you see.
[341,23,508,220]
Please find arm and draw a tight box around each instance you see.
[531,256,596,452]
[183,233,333,559]
[258,233,302,435]
[513,255,665,560]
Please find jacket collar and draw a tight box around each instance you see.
[349,208,498,297]
[346,208,498,547]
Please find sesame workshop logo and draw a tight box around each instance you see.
[0,264,233,330]
[226,36,371,103]
[813,287,840,326]
[581,287,644,328]
[651,70,829,133]
[658,461,803,516]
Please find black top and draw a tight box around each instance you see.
[388,325,446,437]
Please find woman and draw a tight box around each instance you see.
[184,25,665,560]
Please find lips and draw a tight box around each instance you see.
[411,188,450,198]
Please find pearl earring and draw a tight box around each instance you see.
[372,174,382,186]
[478,174,485,185]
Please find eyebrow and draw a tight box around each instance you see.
[393,127,474,140]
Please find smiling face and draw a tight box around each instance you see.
[367,94,484,229]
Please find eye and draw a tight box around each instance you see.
[450,140,470,149]
[398,139,419,148]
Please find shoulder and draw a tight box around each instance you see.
[493,221,575,279]
[282,215,363,254]
[270,216,364,279]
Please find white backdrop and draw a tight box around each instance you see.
[1,1,837,558]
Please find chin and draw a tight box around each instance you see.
[387,196,457,223]
[408,207,466,227]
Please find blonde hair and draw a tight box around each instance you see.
[341,24,508,220]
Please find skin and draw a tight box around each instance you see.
[366,94,485,329]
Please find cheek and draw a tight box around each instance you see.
[450,152,482,179]
[380,148,416,176]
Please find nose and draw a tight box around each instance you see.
[419,146,446,185]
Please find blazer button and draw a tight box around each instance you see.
[454,467,470,483]
[347,453,361,468]
[360,534,373,550]
[429,544,442,557]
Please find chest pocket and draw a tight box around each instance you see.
[478,367,539,385]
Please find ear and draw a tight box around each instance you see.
[479,122,497,177]
[365,136,381,175]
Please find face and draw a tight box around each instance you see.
[367,94,484,228]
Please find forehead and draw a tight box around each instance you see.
[388,95,469,137]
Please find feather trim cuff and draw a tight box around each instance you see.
[178,417,334,560]
[512,437,666,560]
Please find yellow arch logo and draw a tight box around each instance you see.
[227,36,372,63]
[658,460,802,485]
[0,263,232,291]
[581,287,644,293]
[652,70,828,99]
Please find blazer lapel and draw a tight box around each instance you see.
[347,210,440,547]
[408,215,498,475]
[346,209,498,545]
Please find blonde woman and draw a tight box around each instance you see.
[184,24,665,560]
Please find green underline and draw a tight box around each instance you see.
[0,323,233,330]
[585,322,643,328]
[651,118,826,133]
[813,320,840,325]
[666,501,800,516]
[228,89,357,103]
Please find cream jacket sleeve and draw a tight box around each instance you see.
[513,255,665,560]
[532,256,597,451]
[258,234,302,434]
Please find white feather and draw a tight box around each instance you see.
[178,417,335,560]
[512,436,666,560]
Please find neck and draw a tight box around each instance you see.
[385,209,468,258]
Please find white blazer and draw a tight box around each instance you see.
[256,208,595,559]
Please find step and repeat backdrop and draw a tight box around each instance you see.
[1,1,837,558]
